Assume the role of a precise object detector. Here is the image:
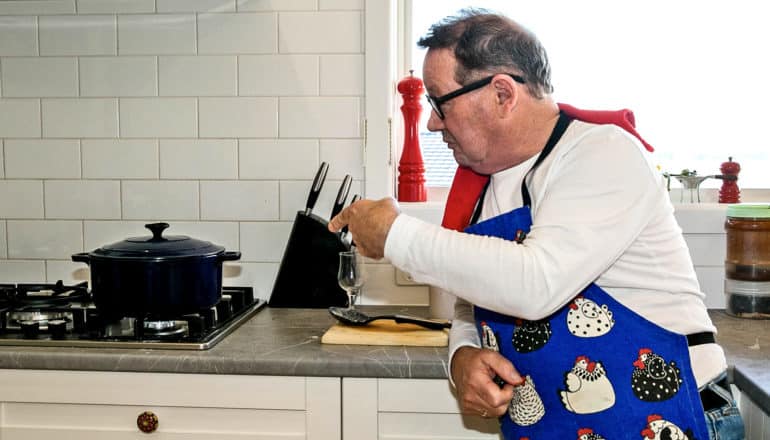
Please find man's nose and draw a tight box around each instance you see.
[426,109,444,132]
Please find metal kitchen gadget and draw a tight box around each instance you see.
[328,306,451,330]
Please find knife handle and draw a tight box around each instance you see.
[393,315,451,330]
[341,194,360,236]
[330,174,353,219]
[305,162,329,215]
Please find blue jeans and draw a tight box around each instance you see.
[704,378,746,440]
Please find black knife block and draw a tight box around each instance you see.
[269,212,350,308]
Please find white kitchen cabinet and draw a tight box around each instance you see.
[736,386,770,440]
[0,370,340,439]
[343,377,501,440]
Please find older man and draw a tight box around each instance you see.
[329,9,743,440]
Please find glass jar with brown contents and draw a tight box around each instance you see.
[725,204,770,281]
[724,204,770,318]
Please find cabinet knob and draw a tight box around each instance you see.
[137,410,159,433]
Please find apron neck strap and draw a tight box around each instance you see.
[521,111,572,207]
[469,111,572,226]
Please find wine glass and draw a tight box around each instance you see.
[337,250,364,309]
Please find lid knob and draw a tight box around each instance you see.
[145,222,170,241]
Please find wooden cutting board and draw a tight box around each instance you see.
[321,320,449,347]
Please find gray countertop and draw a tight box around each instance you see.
[0,307,767,413]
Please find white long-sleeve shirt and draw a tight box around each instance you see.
[384,120,726,387]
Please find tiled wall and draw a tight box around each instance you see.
[0,0,428,305]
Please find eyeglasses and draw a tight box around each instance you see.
[426,73,526,120]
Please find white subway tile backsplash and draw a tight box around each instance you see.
[0,99,40,137]
[0,260,46,283]
[319,0,362,10]
[118,14,196,55]
[166,221,240,251]
[278,11,361,53]
[0,1,74,16]
[44,180,121,219]
[76,0,156,14]
[359,264,429,306]
[239,221,292,262]
[237,0,317,12]
[42,98,118,138]
[39,15,116,56]
[83,220,148,250]
[222,261,278,300]
[0,16,38,56]
[319,139,363,180]
[122,180,199,220]
[278,178,361,221]
[320,54,363,96]
[119,98,197,138]
[0,4,389,304]
[238,55,318,96]
[239,139,318,180]
[46,260,89,285]
[7,220,82,259]
[1,57,78,97]
[0,180,43,219]
[80,56,157,97]
[158,0,236,13]
[199,97,277,138]
[197,12,276,54]
[4,139,80,178]
[200,180,278,220]
[82,139,158,179]
[159,55,236,96]
[280,97,360,138]
[159,139,237,179]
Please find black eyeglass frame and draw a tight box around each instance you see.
[426,73,526,120]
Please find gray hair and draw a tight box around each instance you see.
[417,8,553,98]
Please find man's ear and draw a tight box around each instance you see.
[491,74,518,117]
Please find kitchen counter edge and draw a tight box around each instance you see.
[0,308,767,413]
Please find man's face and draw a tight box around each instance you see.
[422,49,496,174]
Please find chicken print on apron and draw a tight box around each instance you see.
[464,113,709,440]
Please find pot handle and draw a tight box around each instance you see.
[71,252,91,264]
[220,251,242,262]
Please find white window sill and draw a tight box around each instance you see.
[400,188,770,234]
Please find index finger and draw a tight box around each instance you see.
[327,207,350,232]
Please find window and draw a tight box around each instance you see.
[405,0,770,190]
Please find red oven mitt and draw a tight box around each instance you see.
[441,103,655,231]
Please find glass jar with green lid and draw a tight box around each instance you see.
[724,203,770,318]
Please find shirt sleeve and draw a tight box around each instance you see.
[447,295,480,388]
[384,126,663,320]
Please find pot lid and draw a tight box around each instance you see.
[94,223,224,258]
[726,203,770,219]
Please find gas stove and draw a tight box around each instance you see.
[0,281,265,350]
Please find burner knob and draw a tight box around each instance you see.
[48,319,67,339]
[20,320,40,338]
[215,296,233,322]
[136,411,159,433]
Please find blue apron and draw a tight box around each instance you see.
[464,114,709,440]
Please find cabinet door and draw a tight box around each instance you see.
[344,378,501,440]
[0,370,340,440]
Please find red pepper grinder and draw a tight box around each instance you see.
[397,70,427,202]
[718,156,740,204]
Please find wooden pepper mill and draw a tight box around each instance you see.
[718,157,740,204]
[396,70,427,202]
